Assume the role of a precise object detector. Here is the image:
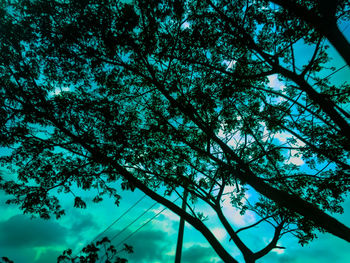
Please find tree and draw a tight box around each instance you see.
[57,237,132,263]
[0,0,349,262]
[269,0,350,66]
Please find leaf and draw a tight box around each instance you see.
[123,244,134,254]
[92,195,103,203]
[74,196,87,209]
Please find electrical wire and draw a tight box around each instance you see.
[115,206,168,247]
[320,64,348,81]
[109,201,159,241]
[72,194,147,259]
[113,197,181,246]
[99,197,181,262]
[92,194,147,242]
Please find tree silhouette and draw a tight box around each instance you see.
[57,237,132,263]
[270,0,350,66]
[0,0,349,262]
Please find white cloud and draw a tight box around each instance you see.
[220,187,256,226]
[181,21,191,30]
[227,210,256,227]
[272,242,285,254]
[274,132,288,143]
[273,247,285,255]
[150,216,177,235]
[183,241,209,249]
[152,208,179,222]
[165,248,176,257]
[217,124,245,148]
[222,59,237,70]
[211,227,227,242]
[267,74,286,91]
[277,134,306,166]
[149,205,180,235]
[267,74,287,104]
[49,86,70,97]
[222,186,250,207]
[287,149,304,166]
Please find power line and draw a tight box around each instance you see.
[99,197,180,262]
[115,206,168,247]
[92,194,147,242]
[109,200,159,241]
[73,194,147,259]
[113,197,181,246]
[320,64,348,81]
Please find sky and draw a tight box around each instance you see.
[1,168,350,263]
[1,7,350,263]
[1,180,350,263]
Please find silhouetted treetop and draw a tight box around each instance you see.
[0,0,349,262]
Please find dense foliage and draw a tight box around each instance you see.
[0,0,349,262]
[57,237,133,263]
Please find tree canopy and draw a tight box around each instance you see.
[0,0,349,262]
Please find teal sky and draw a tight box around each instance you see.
[1,168,350,263]
[0,13,350,263]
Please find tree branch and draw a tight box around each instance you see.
[253,220,285,259]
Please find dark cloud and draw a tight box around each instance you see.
[67,209,99,234]
[0,247,37,263]
[182,244,221,263]
[0,214,68,248]
[0,211,104,263]
[111,228,174,263]
[0,246,66,263]
[0,192,348,263]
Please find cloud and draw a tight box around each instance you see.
[0,214,68,248]
[260,228,350,263]
[116,228,174,263]
[49,86,70,97]
[152,208,179,222]
[34,247,66,263]
[181,244,222,263]
[70,213,97,234]
[262,252,294,263]
[0,209,101,263]
[0,191,19,222]
[1,246,67,263]
[288,151,304,166]
[267,75,286,91]
[181,21,191,30]
[1,247,36,263]
[274,132,288,143]
[56,208,104,255]
[222,60,237,70]
[221,189,256,227]
[274,132,305,166]
[211,227,227,242]
[0,214,71,263]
